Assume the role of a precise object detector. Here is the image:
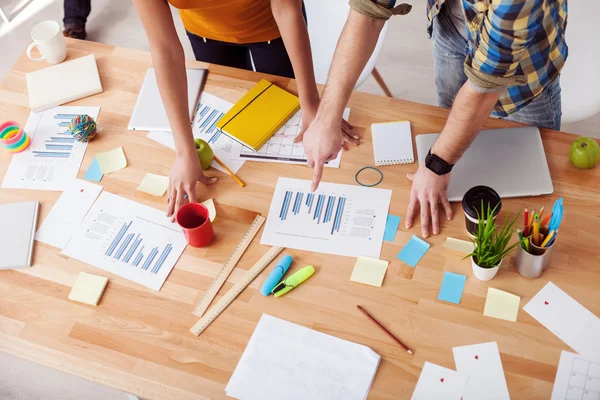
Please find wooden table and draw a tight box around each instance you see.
[1,40,599,400]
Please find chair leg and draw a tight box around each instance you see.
[371,67,393,98]
[0,6,10,24]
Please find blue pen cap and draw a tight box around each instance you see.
[260,254,293,296]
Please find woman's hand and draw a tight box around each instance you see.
[166,151,217,222]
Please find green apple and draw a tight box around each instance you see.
[194,138,214,170]
[569,136,600,169]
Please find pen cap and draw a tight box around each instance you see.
[259,254,293,296]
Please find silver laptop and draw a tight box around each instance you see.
[415,127,554,202]
[128,68,207,132]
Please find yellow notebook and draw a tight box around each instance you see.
[216,79,300,151]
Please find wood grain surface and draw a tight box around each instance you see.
[1,39,599,400]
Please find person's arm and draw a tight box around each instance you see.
[303,9,385,191]
[405,0,544,237]
[132,0,215,221]
[270,0,356,144]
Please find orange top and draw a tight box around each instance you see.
[168,0,281,44]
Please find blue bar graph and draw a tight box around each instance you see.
[47,137,75,143]
[45,144,73,151]
[33,151,70,158]
[106,221,132,257]
[151,243,172,274]
[278,191,346,234]
[142,247,159,270]
[123,234,141,263]
[54,114,79,119]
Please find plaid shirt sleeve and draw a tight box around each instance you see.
[464,0,544,90]
[349,0,411,20]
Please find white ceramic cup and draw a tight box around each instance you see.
[26,21,67,64]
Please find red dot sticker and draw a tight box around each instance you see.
[440,378,444,383]
[545,301,549,305]
[80,189,84,193]
[475,355,479,360]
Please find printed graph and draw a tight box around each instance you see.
[31,113,81,159]
[194,102,225,144]
[279,191,346,235]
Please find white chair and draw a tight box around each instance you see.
[304,0,393,97]
[560,0,600,124]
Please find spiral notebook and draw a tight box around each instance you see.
[371,121,414,166]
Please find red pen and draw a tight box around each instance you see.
[523,207,529,236]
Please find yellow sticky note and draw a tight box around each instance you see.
[483,287,521,322]
[136,173,169,196]
[444,237,475,254]
[350,257,389,287]
[201,198,216,222]
[95,147,127,174]
[68,272,108,306]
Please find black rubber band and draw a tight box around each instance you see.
[355,166,383,187]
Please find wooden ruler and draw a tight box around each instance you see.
[190,246,284,336]
[193,215,266,317]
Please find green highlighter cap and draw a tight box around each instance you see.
[272,265,315,298]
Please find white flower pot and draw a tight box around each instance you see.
[471,257,502,281]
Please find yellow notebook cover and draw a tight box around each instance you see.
[216,79,300,151]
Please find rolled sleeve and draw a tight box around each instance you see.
[349,0,411,20]
[465,0,543,90]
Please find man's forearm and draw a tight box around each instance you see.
[271,0,320,108]
[431,83,503,164]
[316,10,385,123]
[151,45,196,156]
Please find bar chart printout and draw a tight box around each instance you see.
[261,178,392,258]
[62,192,187,290]
[2,106,101,191]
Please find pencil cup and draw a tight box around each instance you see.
[462,186,502,239]
[515,228,555,279]
[176,203,214,248]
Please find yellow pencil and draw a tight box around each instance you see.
[533,215,540,246]
[528,208,535,229]
[213,155,245,187]
[541,230,555,247]
[538,206,545,221]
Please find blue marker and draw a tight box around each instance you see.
[260,255,293,296]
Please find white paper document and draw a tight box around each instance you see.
[260,178,392,258]
[551,351,600,400]
[2,106,100,191]
[62,192,187,290]
[452,342,510,400]
[146,92,244,174]
[236,108,350,168]
[411,362,467,400]
[523,282,600,361]
[226,314,381,400]
[36,179,103,249]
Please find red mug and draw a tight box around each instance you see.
[176,203,214,248]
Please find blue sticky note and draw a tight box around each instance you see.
[437,272,467,304]
[397,235,430,267]
[84,158,103,182]
[383,214,401,242]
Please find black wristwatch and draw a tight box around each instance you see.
[425,149,454,175]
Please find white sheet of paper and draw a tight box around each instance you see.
[146,92,245,174]
[225,314,380,400]
[260,178,392,258]
[236,108,350,168]
[452,342,510,400]
[36,179,103,249]
[2,106,100,191]
[551,351,600,400]
[61,192,187,290]
[411,362,467,400]
[523,282,600,360]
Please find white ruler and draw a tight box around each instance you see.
[190,245,284,336]
[193,215,266,317]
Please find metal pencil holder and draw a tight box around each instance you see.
[515,227,555,279]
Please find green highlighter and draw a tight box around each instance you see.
[271,265,315,298]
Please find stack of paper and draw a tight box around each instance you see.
[523,282,600,361]
[226,314,381,400]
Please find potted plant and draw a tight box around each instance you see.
[465,202,521,281]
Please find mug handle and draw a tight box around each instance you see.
[26,42,46,61]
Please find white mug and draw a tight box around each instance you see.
[26,21,67,64]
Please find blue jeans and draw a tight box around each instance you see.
[431,8,562,130]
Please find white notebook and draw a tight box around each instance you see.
[26,54,103,112]
[371,121,414,166]
[128,68,207,132]
[226,314,381,400]
[0,201,39,269]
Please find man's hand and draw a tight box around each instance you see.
[302,118,344,192]
[405,163,453,238]
[167,151,217,222]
